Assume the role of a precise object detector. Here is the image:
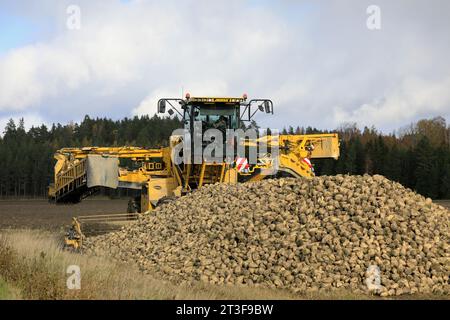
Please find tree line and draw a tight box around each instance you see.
[0,115,449,199]
[0,115,182,198]
[280,116,450,199]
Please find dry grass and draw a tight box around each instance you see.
[0,277,21,300]
[0,229,303,300]
[1,230,442,300]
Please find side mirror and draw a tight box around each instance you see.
[168,109,174,116]
[158,100,166,113]
[258,104,264,112]
[264,101,271,113]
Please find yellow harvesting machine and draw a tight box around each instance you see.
[49,95,340,249]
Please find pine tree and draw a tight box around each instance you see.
[414,137,440,198]
[0,115,449,199]
[438,147,450,198]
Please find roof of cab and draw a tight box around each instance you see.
[188,97,245,104]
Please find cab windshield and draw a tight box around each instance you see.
[193,104,238,130]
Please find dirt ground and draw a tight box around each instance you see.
[1,199,449,232]
[435,200,450,210]
[0,199,129,231]
[0,199,448,300]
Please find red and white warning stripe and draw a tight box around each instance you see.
[302,157,313,169]
[236,157,249,172]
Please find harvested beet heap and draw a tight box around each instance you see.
[85,175,449,296]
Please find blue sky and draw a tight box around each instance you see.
[0,13,35,53]
[0,0,449,133]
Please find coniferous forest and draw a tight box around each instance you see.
[0,115,182,198]
[0,115,449,199]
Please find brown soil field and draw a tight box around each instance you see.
[435,200,450,210]
[1,199,448,232]
[0,199,129,231]
[0,196,448,300]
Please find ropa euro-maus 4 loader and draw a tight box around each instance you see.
[48,94,340,249]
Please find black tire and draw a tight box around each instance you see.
[156,196,176,207]
[127,196,141,213]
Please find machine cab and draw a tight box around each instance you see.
[157,94,273,162]
[182,96,243,133]
[158,94,272,132]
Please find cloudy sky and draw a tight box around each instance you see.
[0,0,449,133]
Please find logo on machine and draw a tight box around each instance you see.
[170,123,280,176]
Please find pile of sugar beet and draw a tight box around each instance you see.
[84,175,449,296]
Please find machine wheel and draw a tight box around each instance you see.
[156,196,176,207]
[127,196,141,213]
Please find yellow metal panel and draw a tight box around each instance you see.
[147,177,178,207]
[118,171,149,184]
[198,163,207,187]
[223,167,238,184]
[57,146,164,160]
[279,134,340,159]
[219,163,226,183]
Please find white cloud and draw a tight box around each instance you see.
[0,43,90,111]
[0,0,449,132]
[132,80,230,116]
[333,77,450,129]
